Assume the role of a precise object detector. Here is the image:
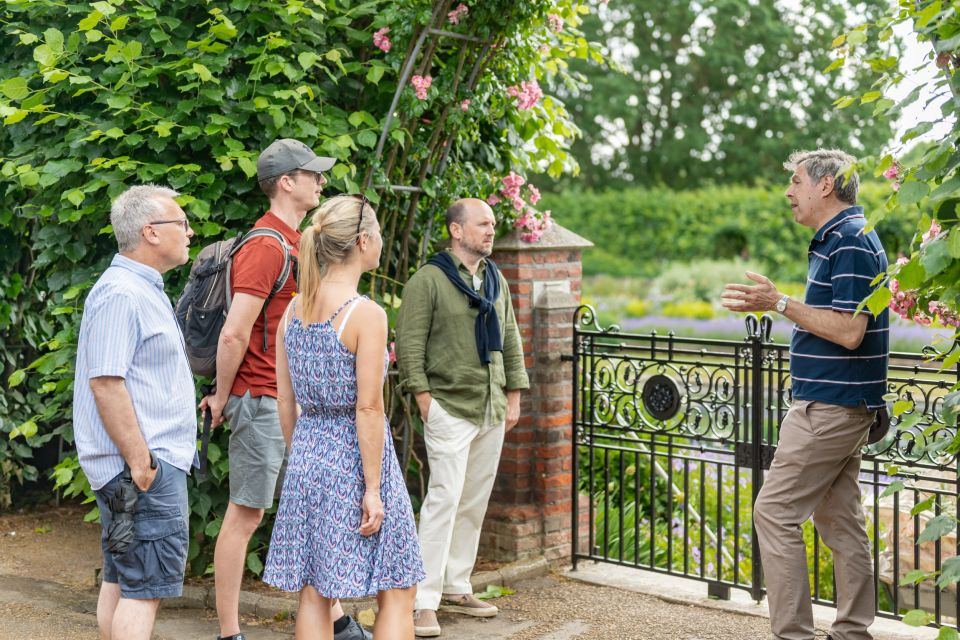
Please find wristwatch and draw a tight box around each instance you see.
[775,294,789,314]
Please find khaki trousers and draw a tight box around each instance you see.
[415,398,504,611]
[754,400,876,640]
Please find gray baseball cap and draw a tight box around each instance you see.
[256,138,336,181]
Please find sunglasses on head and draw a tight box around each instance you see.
[354,193,370,237]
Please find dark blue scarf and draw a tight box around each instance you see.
[426,252,503,365]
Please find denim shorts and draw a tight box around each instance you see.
[94,458,189,599]
[224,391,287,509]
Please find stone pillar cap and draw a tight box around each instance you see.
[494,222,593,251]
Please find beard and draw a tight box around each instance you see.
[461,237,493,258]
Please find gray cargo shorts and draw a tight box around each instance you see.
[94,458,189,599]
[224,391,287,509]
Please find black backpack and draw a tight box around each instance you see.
[175,228,296,378]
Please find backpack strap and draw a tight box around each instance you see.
[336,296,365,340]
[224,228,296,352]
[282,297,298,335]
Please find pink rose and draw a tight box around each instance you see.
[460,99,470,111]
[547,14,564,33]
[486,194,501,206]
[506,80,543,110]
[411,75,432,100]
[373,27,392,53]
[512,196,525,211]
[883,165,898,180]
[922,220,941,246]
[447,3,468,25]
[528,185,541,204]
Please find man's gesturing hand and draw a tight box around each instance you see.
[721,271,782,313]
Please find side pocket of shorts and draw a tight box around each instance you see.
[114,511,187,589]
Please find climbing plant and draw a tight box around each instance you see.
[0,0,602,573]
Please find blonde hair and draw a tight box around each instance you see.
[298,194,378,321]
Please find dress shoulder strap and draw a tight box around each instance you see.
[336,296,366,340]
[282,297,298,334]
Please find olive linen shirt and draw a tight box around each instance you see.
[396,250,529,426]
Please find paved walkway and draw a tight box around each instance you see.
[0,567,939,640]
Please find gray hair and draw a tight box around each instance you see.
[110,184,181,251]
[783,149,859,205]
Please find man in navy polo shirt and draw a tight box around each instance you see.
[722,149,888,640]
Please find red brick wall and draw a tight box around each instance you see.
[481,245,583,562]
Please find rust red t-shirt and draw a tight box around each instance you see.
[229,211,300,398]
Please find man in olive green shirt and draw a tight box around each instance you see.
[396,198,528,637]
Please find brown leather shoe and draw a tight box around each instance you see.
[439,593,498,618]
[413,609,441,637]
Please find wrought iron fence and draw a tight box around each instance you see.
[569,304,960,629]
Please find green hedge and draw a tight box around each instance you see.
[542,183,920,281]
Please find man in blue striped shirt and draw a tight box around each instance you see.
[73,185,198,640]
[722,149,887,640]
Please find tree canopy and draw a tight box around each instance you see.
[558,0,897,189]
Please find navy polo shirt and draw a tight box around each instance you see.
[790,206,889,408]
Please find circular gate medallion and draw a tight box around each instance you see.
[642,374,681,421]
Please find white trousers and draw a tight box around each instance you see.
[414,398,504,611]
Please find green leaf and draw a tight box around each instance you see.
[900,569,931,586]
[237,157,256,178]
[823,58,844,73]
[110,16,130,32]
[104,127,123,139]
[865,286,891,317]
[892,400,913,417]
[938,627,959,640]
[192,63,213,82]
[918,514,956,544]
[155,121,174,137]
[833,96,855,109]
[121,40,142,61]
[830,34,846,48]
[880,480,904,498]
[298,52,320,70]
[204,518,222,537]
[938,556,960,588]
[846,30,867,46]
[43,28,64,54]
[860,91,881,104]
[929,176,960,202]
[7,369,25,387]
[65,190,85,207]
[902,609,933,627]
[357,130,377,148]
[1,77,30,100]
[91,1,116,16]
[78,11,102,31]
[898,181,930,206]
[897,258,925,290]
[474,584,516,600]
[366,64,385,84]
[920,239,952,277]
[246,551,264,576]
[949,230,960,259]
[19,33,39,45]
[33,44,57,68]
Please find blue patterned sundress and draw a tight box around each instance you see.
[263,296,425,598]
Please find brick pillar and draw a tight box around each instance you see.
[482,222,592,563]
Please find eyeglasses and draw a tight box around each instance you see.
[295,170,326,186]
[148,218,190,232]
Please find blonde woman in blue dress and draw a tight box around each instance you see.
[264,195,424,639]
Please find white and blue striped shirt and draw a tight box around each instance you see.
[73,254,197,490]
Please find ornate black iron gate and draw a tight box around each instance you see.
[569,305,960,630]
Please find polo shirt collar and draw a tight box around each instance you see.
[262,210,301,245]
[812,205,864,244]
[111,254,163,290]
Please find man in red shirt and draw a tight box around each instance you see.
[200,139,369,640]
